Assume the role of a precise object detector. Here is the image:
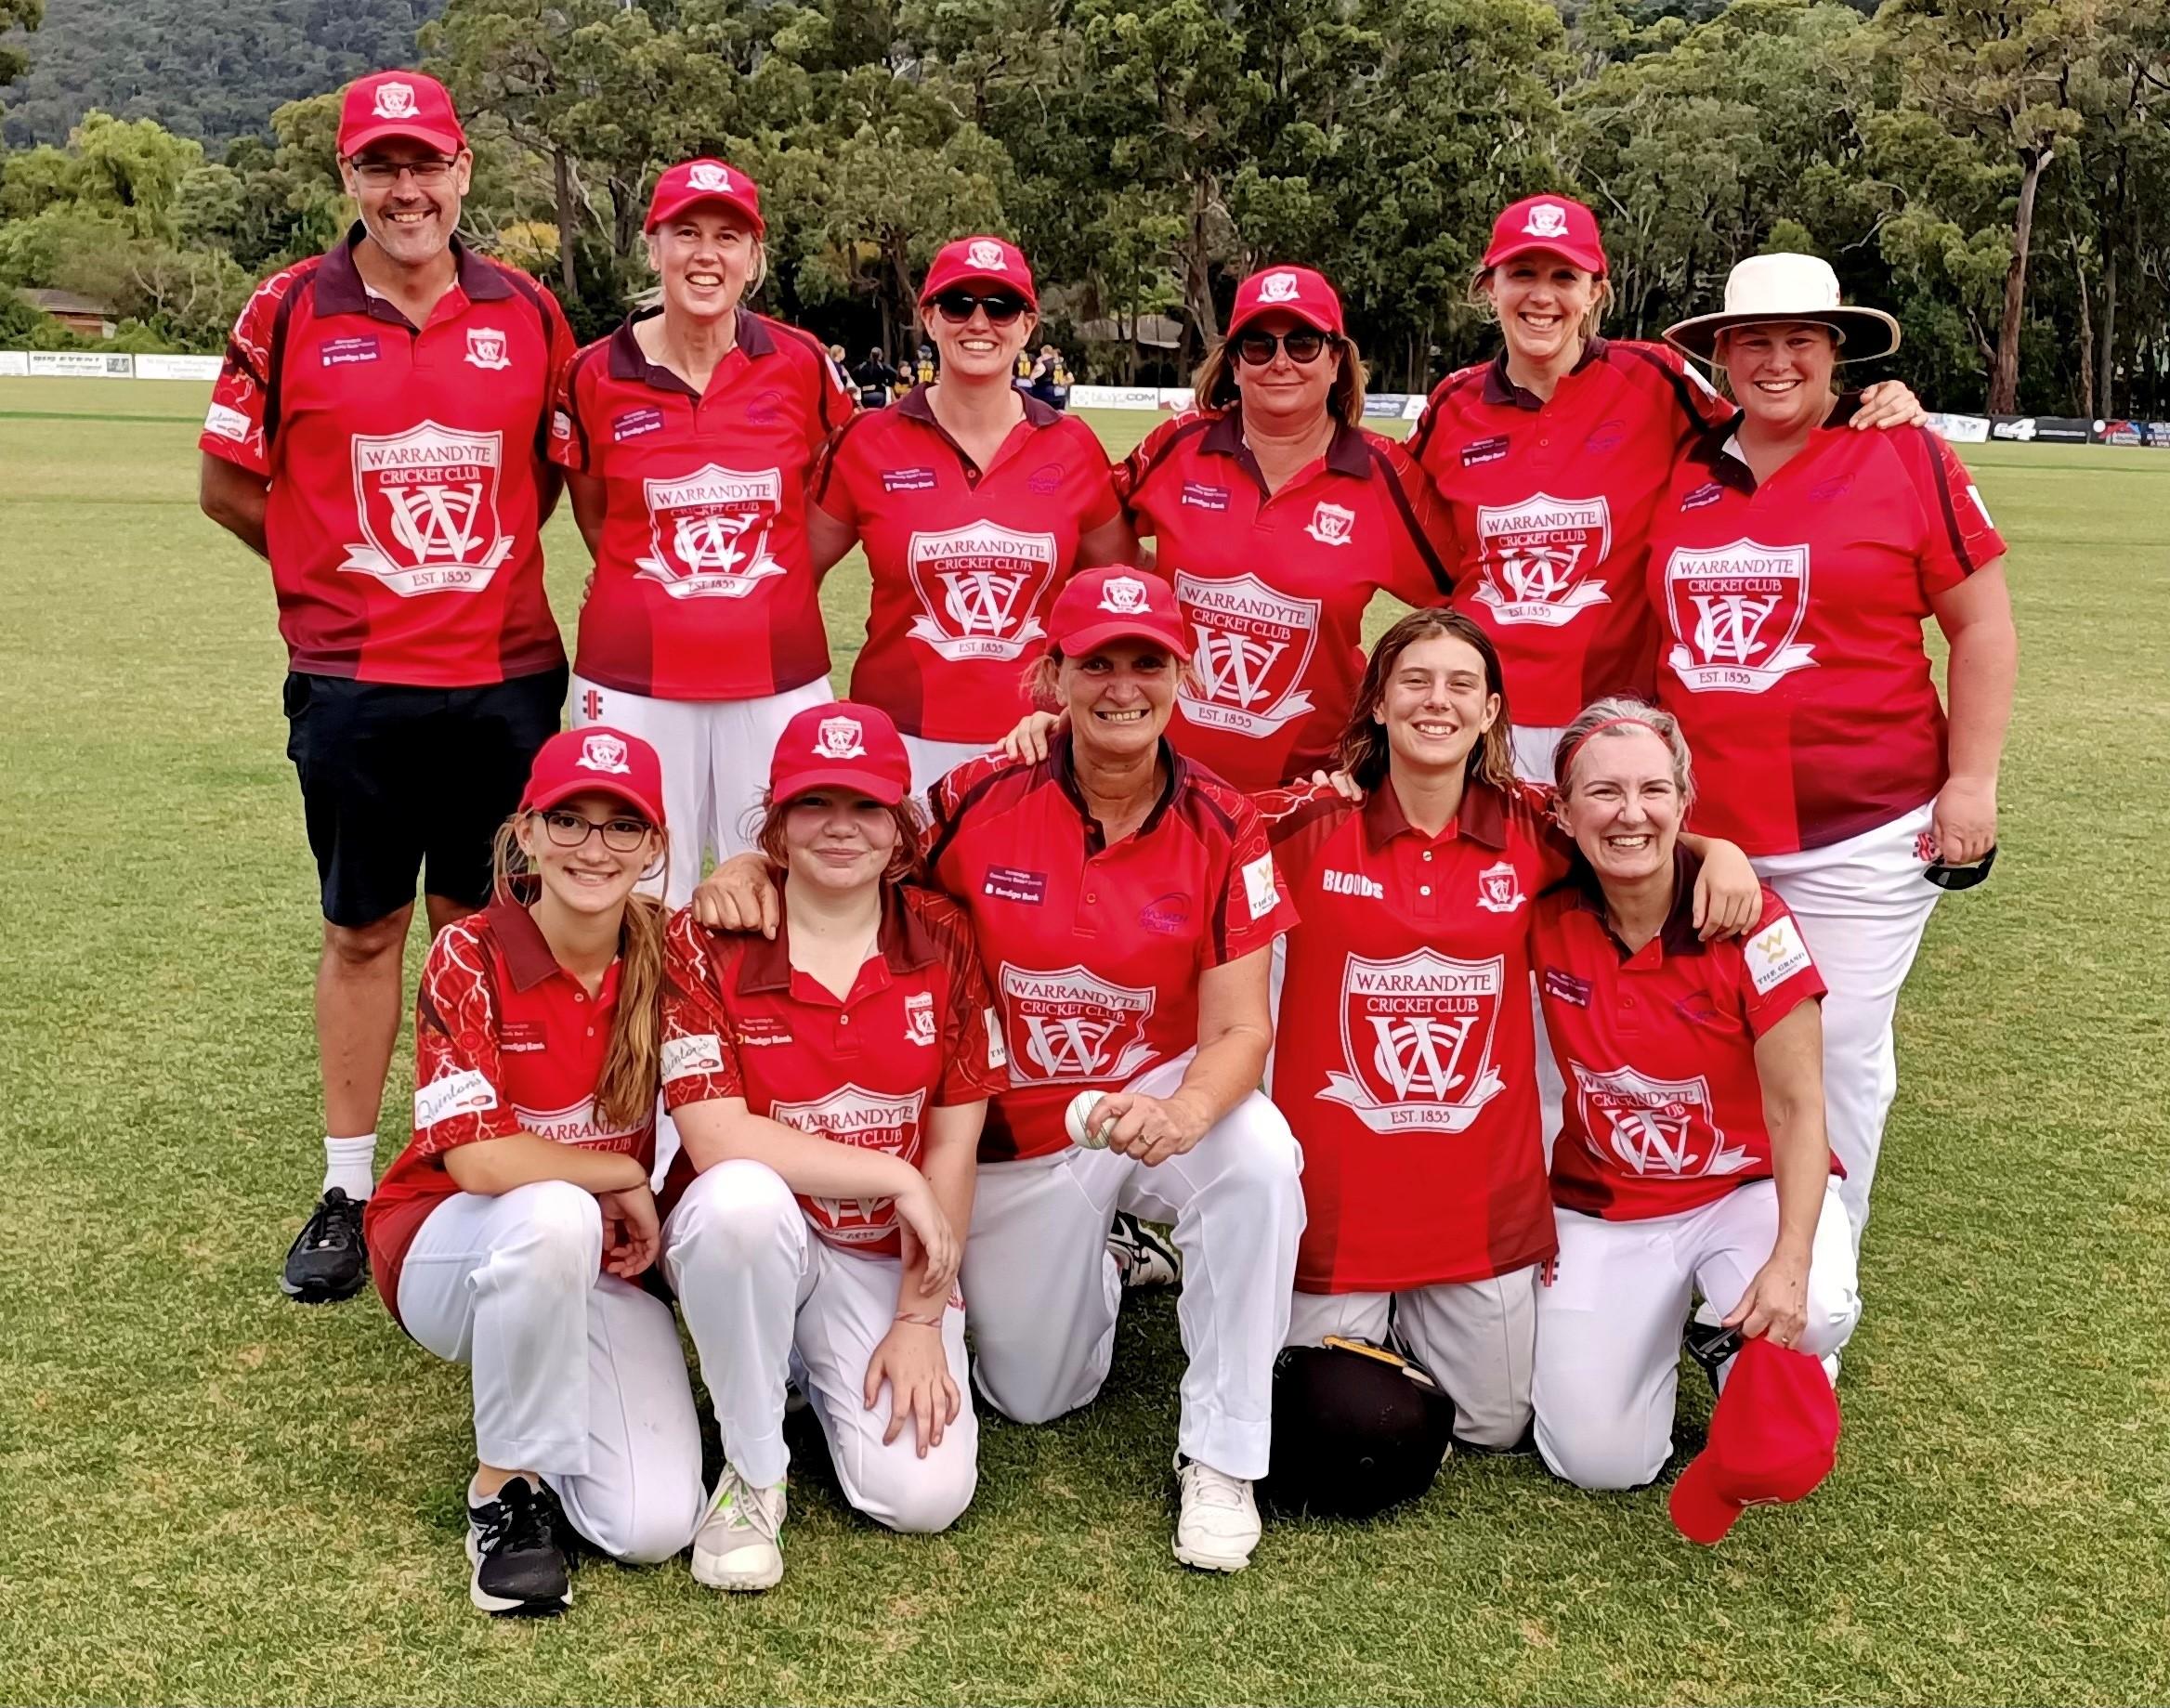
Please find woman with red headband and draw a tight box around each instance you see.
[1405,195,1923,781]
[1001,266,1454,793]
[807,237,1133,794]
[1529,698,1859,1490]
[552,157,854,905]
[1648,254,2016,1249]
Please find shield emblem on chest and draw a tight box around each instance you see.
[1472,493,1614,627]
[1662,540,1816,693]
[636,464,787,599]
[904,522,1059,660]
[344,421,512,595]
[1321,950,1508,1133]
[1172,570,1321,736]
[1569,1063,1751,1178]
[997,963,1158,1085]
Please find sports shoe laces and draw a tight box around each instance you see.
[1184,1461,1248,1510]
[490,1477,564,1557]
[302,1190,363,1252]
[712,1467,782,1542]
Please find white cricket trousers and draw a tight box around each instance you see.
[1285,1266,1539,1450]
[569,675,834,907]
[1532,1177,1861,1491]
[395,1180,706,1562]
[961,1050,1306,1480]
[1752,802,1941,1249]
[900,732,996,804]
[663,1160,978,1533]
[1511,722,1570,1161]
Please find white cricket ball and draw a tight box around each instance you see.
[1065,1089,1113,1150]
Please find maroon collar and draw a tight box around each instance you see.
[607,306,776,392]
[736,881,943,997]
[485,896,569,993]
[1360,775,1510,855]
[896,381,1063,430]
[1197,407,1372,481]
[313,222,512,319]
[1481,335,1610,411]
[1049,728,1183,854]
[1570,846,1706,960]
[1683,392,1863,491]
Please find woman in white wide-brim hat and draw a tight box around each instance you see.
[1644,252,2018,1254]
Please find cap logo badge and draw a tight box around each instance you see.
[372,81,418,120]
[1257,271,1301,305]
[686,162,731,192]
[1098,574,1150,614]
[464,327,509,372]
[1523,202,1570,239]
[1305,502,1356,547]
[578,734,631,775]
[965,240,1008,271]
[815,716,867,760]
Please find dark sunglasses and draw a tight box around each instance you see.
[1923,842,1997,891]
[1234,327,1329,366]
[931,291,1029,327]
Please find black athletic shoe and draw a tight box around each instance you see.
[281,1188,368,1303]
[466,1476,572,1617]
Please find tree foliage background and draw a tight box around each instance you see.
[1,0,2165,413]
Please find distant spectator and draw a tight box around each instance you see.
[853,345,900,410]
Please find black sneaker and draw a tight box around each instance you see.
[281,1188,368,1303]
[1107,1211,1181,1291]
[466,1476,572,1617]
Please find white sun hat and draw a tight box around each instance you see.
[1664,253,1901,364]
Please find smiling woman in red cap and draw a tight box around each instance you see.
[658,701,1004,1590]
[692,567,1306,1574]
[363,726,702,1617]
[1001,266,1454,793]
[1405,196,1925,781]
[552,157,855,906]
[806,238,1134,793]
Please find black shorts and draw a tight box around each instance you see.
[283,667,568,928]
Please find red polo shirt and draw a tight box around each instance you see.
[551,306,854,700]
[813,385,1122,742]
[1648,408,2006,854]
[658,885,1005,1257]
[364,900,652,1327]
[1533,854,1832,1220]
[928,733,1299,1162]
[1118,410,1455,791]
[1404,338,1734,725]
[1261,775,1569,1291]
[201,226,573,687]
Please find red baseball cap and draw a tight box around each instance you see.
[769,702,912,808]
[1226,266,1345,339]
[920,237,1037,309]
[1484,194,1608,276]
[646,158,765,237]
[1049,567,1192,661]
[521,727,667,829]
[1669,1337,1840,1545]
[338,72,465,159]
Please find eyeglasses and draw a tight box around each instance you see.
[931,291,1029,327]
[350,158,459,186]
[1923,843,1997,891]
[1234,327,1329,367]
[539,810,654,852]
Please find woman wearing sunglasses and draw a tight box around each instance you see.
[552,157,854,906]
[807,237,1133,794]
[1646,254,2016,1250]
[363,727,703,1616]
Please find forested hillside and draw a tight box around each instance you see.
[2,0,441,147]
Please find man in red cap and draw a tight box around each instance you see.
[1670,1337,1841,1544]
[200,69,578,1308]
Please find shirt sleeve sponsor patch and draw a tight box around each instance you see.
[415,1067,499,1130]
[1966,481,1995,529]
[662,1033,726,1082]
[203,402,252,442]
[550,409,573,442]
[986,1009,1008,1070]
[1744,916,1813,996]
[1242,854,1281,923]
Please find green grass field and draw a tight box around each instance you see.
[2,375,2165,1705]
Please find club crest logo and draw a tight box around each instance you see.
[1305,502,1356,548]
[1174,570,1320,737]
[1473,494,1613,626]
[372,81,418,120]
[1097,574,1150,615]
[686,162,731,192]
[342,421,512,595]
[997,963,1157,1085]
[904,992,936,1048]
[814,716,866,759]
[905,523,1058,661]
[1321,950,1507,1134]
[1663,540,1816,693]
[578,733,630,775]
[1570,1063,1750,1180]
[1523,202,1570,239]
[464,326,510,372]
[635,464,786,599]
[1474,859,1526,915]
[965,239,1009,271]
[1256,270,1302,305]
[770,1085,927,1245]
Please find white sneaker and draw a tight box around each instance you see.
[691,1464,787,1592]
[1172,1456,1261,1572]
